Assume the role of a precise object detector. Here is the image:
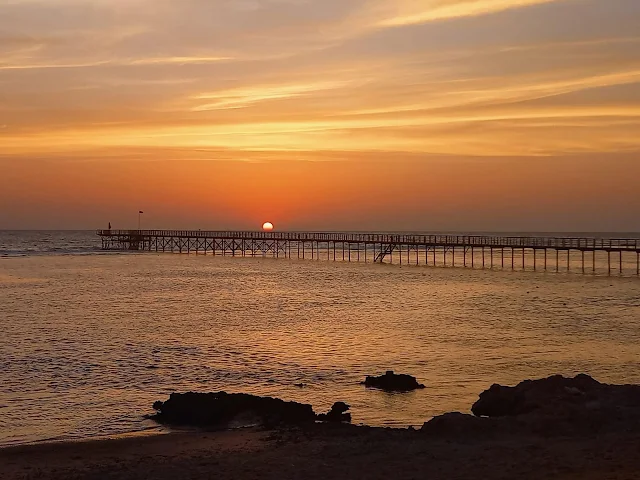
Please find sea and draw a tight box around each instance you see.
[1,230,640,447]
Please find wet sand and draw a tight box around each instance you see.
[2,424,639,480]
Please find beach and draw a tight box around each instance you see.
[3,424,640,480]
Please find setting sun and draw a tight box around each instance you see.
[262,222,274,231]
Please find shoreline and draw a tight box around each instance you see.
[3,423,640,480]
[4,374,640,479]
[0,426,170,451]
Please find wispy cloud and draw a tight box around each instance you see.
[377,0,561,26]
[1,0,639,159]
[191,81,354,111]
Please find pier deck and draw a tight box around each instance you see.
[97,230,640,276]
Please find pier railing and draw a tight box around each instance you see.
[96,230,639,251]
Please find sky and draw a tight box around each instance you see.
[1,0,639,231]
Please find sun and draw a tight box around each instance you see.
[262,222,274,231]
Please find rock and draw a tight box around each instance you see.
[152,392,316,427]
[363,371,426,392]
[330,401,350,414]
[422,412,496,436]
[467,374,640,436]
[317,402,352,423]
[472,374,605,417]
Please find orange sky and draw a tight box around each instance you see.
[1,0,639,231]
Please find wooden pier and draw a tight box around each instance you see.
[97,230,640,276]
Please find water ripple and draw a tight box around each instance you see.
[1,244,640,446]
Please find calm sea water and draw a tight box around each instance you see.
[1,231,640,447]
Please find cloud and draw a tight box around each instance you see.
[190,80,354,111]
[377,0,561,26]
[1,0,639,160]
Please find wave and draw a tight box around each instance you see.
[0,246,111,258]
[0,231,107,258]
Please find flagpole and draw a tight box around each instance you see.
[138,211,141,231]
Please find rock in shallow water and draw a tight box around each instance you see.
[363,371,426,392]
[152,392,316,427]
[423,374,640,437]
[317,402,352,423]
[470,373,638,418]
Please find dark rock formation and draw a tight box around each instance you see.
[317,402,352,423]
[363,371,426,392]
[422,412,495,437]
[152,392,316,427]
[471,373,602,417]
[423,374,640,437]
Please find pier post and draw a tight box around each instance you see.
[608,251,611,275]
[620,251,623,274]
[556,250,559,272]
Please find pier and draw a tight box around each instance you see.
[97,230,640,276]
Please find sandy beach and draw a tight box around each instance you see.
[2,423,640,480]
